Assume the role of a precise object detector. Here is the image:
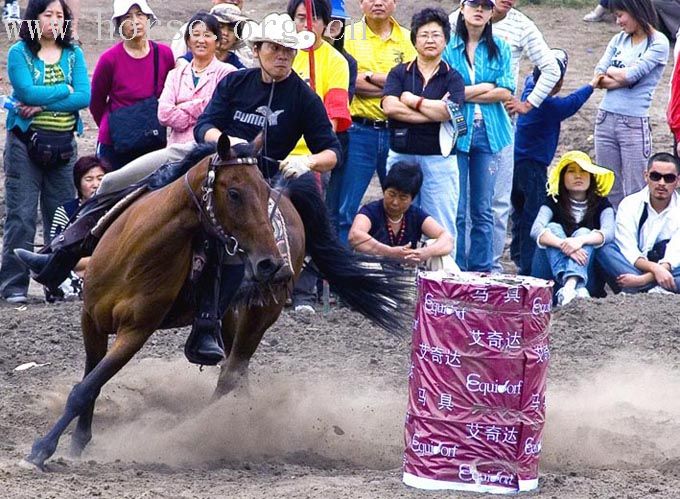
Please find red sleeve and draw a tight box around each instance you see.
[324,87,351,133]
[89,47,115,126]
[668,62,680,141]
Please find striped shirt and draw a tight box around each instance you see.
[449,8,560,108]
[31,63,77,132]
[442,34,515,154]
[344,17,416,120]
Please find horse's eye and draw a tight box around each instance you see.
[227,188,240,202]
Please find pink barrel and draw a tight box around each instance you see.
[403,272,553,494]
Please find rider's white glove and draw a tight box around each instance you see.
[279,155,313,179]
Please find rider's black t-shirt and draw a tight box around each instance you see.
[194,68,342,178]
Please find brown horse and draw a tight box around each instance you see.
[25,138,413,469]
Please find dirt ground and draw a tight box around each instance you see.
[1,2,680,498]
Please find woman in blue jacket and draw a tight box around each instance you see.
[442,0,514,271]
[0,0,90,304]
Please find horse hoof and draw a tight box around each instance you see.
[18,458,46,472]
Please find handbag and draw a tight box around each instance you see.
[16,128,74,168]
[439,100,467,157]
[108,42,167,156]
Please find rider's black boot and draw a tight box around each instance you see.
[14,246,82,292]
[184,262,245,366]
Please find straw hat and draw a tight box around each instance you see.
[547,150,615,198]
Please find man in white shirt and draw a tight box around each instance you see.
[450,0,560,272]
[596,152,680,294]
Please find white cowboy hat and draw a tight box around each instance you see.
[240,13,315,50]
[111,0,157,23]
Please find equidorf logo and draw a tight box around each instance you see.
[423,292,467,319]
[410,435,459,458]
[458,464,515,486]
[465,373,523,397]
[531,297,552,315]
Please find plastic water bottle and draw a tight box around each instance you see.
[0,95,18,111]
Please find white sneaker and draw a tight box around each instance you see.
[2,1,20,22]
[556,287,577,307]
[294,304,316,314]
[583,5,606,22]
[5,293,27,304]
[575,286,591,299]
[648,285,674,295]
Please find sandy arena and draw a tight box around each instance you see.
[0,1,679,498]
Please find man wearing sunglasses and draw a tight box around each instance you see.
[596,152,680,294]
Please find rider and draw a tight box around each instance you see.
[16,13,342,366]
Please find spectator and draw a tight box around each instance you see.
[0,0,89,304]
[442,0,514,272]
[336,0,417,244]
[450,0,561,274]
[46,156,108,302]
[323,0,358,233]
[287,0,352,313]
[530,151,615,306]
[90,0,175,171]
[512,49,602,275]
[593,0,669,208]
[584,0,610,22]
[210,3,249,68]
[96,12,235,195]
[596,152,680,294]
[348,162,455,269]
[2,0,20,22]
[171,0,254,68]
[382,7,465,254]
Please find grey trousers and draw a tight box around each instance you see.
[594,109,651,209]
[97,142,197,195]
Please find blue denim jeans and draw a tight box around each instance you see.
[96,142,147,172]
[456,120,496,271]
[510,158,548,275]
[531,225,596,288]
[386,150,459,257]
[594,110,651,209]
[595,242,680,293]
[0,131,77,298]
[325,130,349,235]
[491,134,514,273]
[337,123,390,244]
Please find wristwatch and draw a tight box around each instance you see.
[364,71,374,84]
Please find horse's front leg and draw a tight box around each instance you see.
[69,312,109,458]
[213,301,284,400]
[26,329,151,470]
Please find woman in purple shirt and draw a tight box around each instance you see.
[90,0,175,170]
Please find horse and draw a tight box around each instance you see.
[24,136,414,470]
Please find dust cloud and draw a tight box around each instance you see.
[543,355,680,470]
[63,359,406,469]
[40,356,680,472]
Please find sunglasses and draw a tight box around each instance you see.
[464,0,494,10]
[648,171,678,183]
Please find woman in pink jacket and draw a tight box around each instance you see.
[97,12,235,194]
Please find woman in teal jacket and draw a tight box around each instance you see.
[0,0,90,304]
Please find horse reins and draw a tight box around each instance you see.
[183,155,259,256]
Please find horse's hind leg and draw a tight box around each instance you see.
[70,312,108,457]
[26,329,151,470]
[213,302,284,399]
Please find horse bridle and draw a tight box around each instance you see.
[183,154,259,256]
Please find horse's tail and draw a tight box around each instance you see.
[285,174,413,336]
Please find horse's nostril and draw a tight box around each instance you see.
[256,258,281,279]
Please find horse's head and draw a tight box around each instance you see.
[202,133,290,285]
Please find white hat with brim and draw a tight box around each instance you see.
[111,0,157,23]
[241,13,315,50]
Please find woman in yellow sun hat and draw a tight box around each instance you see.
[529,151,616,306]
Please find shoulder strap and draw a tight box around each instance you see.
[637,204,648,250]
[151,41,159,96]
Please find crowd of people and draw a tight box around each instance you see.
[1,0,680,312]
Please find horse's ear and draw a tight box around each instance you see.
[250,132,265,156]
[216,134,231,160]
